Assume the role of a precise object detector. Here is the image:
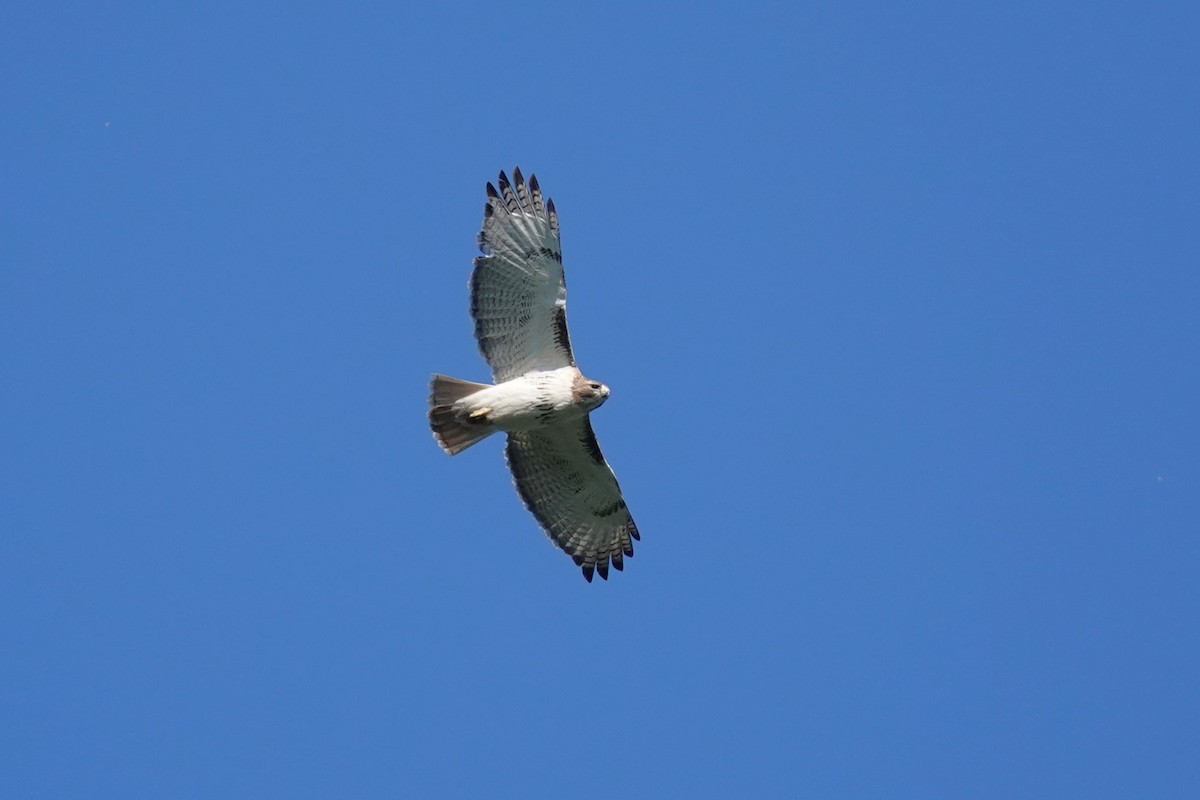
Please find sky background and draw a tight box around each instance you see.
[2,1,1198,797]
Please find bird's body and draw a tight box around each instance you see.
[428,168,639,582]
[442,366,607,435]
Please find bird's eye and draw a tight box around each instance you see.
[589,382,601,390]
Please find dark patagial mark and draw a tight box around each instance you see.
[580,422,606,466]
[552,307,573,359]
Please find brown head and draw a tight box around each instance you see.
[571,373,610,411]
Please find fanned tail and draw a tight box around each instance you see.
[428,374,494,455]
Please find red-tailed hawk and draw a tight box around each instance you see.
[428,168,639,582]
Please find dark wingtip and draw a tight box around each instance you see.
[528,173,539,193]
[597,559,609,580]
[497,170,511,190]
[546,197,556,214]
[581,563,595,582]
[486,182,499,199]
[612,556,624,571]
[512,166,524,186]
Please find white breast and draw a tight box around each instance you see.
[457,367,579,431]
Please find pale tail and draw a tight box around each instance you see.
[428,374,494,455]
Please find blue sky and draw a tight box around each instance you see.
[3,1,1198,797]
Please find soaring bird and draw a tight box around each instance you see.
[428,168,639,582]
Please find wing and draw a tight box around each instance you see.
[505,418,640,582]
[471,167,574,383]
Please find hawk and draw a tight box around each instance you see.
[428,168,640,582]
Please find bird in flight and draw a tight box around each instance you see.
[428,168,639,582]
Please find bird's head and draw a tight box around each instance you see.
[574,375,610,411]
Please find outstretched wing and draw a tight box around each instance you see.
[505,418,639,582]
[471,168,574,383]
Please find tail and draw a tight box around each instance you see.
[428,373,494,455]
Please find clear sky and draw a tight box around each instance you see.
[3,2,1198,797]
